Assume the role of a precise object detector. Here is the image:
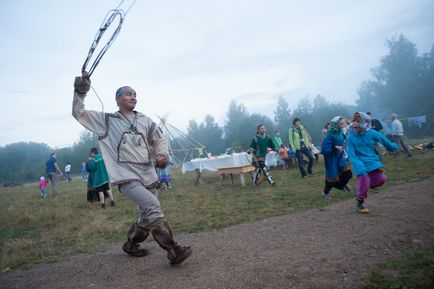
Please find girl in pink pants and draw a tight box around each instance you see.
[346,112,398,213]
[356,169,387,200]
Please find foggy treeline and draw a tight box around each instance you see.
[1,35,433,184]
[0,132,98,185]
[188,35,434,154]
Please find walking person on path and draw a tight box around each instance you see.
[72,71,192,265]
[289,117,314,178]
[45,153,63,196]
[320,116,353,199]
[346,112,398,213]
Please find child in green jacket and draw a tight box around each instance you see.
[248,124,278,185]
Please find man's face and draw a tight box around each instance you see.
[258,126,266,135]
[294,121,301,128]
[117,91,137,111]
[275,131,280,136]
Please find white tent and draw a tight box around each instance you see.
[156,115,206,167]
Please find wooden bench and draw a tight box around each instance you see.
[217,165,255,187]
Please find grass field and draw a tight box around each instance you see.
[1,151,434,273]
[362,243,434,289]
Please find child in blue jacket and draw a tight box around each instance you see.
[346,112,398,213]
[320,116,353,199]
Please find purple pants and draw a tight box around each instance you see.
[356,170,387,200]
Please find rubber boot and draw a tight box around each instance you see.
[151,220,192,265]
[122,222,150,257]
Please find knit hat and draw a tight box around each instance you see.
[40,176,45,181]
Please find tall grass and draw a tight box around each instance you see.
[1,151,433,271]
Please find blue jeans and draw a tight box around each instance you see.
[295,148,314,177]
[40,188,48,198]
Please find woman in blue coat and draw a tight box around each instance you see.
[346,112,398,213]
[320,116,352,199]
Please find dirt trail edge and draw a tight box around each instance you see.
[1,177,433,289]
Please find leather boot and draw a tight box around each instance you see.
[122,222,150,257]
[151,220,192,265]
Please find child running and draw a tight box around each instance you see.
[346,112,398,213]
[320,116,353,199]
[39,176,49,198]
[248,124,278,185]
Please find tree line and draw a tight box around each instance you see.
[1,35,432,184]
[0,132,98,185]
[188,35,433,153]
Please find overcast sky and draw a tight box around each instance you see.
[0,0,433,148]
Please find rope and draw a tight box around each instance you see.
[81,0,138,77]
[80,0,138,118]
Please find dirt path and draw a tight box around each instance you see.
[1,177,434,289]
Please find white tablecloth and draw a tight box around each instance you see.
[182,152,253,173]
[182,152,286,173]
[265,151,283,167]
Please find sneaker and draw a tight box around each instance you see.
[110,200,116,207]
[344,184,352,192]
[101,203,106,209]
[322,191,331,200]
[356,203,369,214]
[306,173,314,177]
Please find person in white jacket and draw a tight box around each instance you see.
[390,113,412,157]
[64,163,72,183]
[72,72,192,265]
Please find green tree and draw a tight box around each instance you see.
[224,100,276,151]
[357,35,434,117]
[291,95,352,145]
[224,100,250,150]
[274,95,292,143]
[0,142,51,184]
[187,115,225,154]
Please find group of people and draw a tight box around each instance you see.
[39,151,116,209]
[247,111,413,214]
[84,147,116,209]
[64,69,414,267]
[39,154,73,198]
[248,118,316,185]
[40,153,63,198]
